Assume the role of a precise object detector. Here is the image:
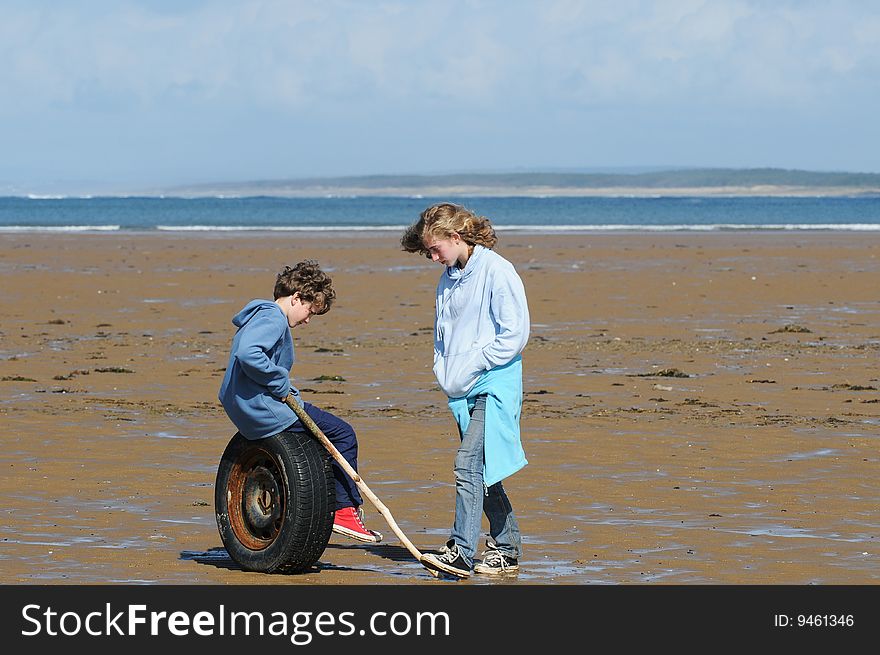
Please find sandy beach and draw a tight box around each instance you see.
[1,230,878,585]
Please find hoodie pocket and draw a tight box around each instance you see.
[259,393,288,423]
[435,347,486,398]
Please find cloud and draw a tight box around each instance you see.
[1,0,879,185]
[2,1,877,111]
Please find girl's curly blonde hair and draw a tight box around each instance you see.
[401,202,497,256]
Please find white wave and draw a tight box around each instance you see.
[0,225,121,232]
[4,223,877,234]
[156,225,406,232]
[22,194,95,199]
[157,223,880,233]
[492,223,880,232]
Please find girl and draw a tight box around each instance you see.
[401,203,530,577]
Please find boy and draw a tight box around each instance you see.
[218,260,382,543]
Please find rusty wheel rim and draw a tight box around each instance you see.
[227,446,286,550]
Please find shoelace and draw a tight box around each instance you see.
[437,546,461,563]
[352,507,373,532]
[481,548,510,570]
[338,508,368,531]
[355,508,383,540]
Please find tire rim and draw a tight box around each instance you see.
[227,446,286,550]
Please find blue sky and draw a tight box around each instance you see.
[1,0,879,192]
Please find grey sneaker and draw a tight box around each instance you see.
[421,540,472,578]
[474,542,519,575]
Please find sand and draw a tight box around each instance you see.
[0,230,878,585]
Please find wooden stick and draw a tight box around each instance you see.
[285,397,439,577]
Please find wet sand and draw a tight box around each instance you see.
[1,230,878,585]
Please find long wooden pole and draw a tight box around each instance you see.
[285,397,438,577]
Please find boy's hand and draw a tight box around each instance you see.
[281,390,304,407]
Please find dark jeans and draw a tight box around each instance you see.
[288,402,363,510]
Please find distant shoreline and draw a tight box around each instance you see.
[152,167,880,198]
[143,185,880,198]
[12,168,880,198]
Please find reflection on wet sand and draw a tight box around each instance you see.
[0,232,878,584]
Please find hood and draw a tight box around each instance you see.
[232,299,280,328]
[444,244,488,282]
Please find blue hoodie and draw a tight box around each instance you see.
[435,245,530,484]
[218,299,301,439]
[448,356,527,486]
[433,245,530,398]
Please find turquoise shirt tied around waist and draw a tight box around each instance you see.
[447,355,527,486]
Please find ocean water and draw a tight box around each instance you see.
[1,195,879,232]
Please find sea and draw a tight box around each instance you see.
[1,194,880,233]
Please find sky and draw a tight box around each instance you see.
[1,0,879,193]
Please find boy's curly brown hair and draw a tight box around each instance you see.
[273,260,335,314]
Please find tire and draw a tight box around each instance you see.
[215,430,335,573]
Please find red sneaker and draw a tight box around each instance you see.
[333,506,383,543]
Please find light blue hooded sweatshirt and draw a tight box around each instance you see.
[435,245,530,484]
[448,357,526,486]
[218,300,301,440]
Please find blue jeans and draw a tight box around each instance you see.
[288,402,363,511]
[449,395,522,567]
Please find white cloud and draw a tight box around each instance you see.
[1,0,879,183]
[2,1,877,110]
